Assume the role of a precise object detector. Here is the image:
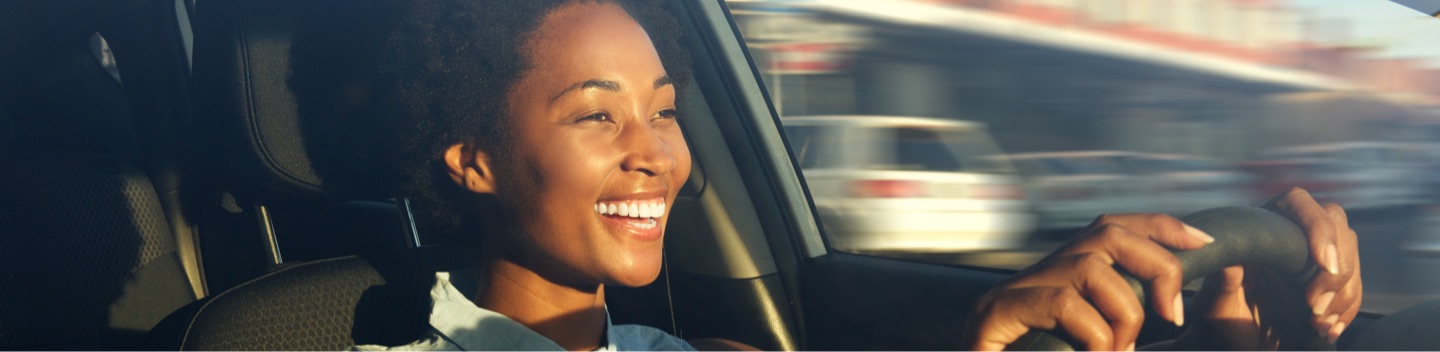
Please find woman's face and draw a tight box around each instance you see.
[480,2,690,288]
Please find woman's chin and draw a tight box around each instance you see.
[606,260,664,287]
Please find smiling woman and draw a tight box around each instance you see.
[336,0,713,350]
[456,4,691,290]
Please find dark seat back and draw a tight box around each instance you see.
[140,0,446,349]
[0,151,196,350]
[0,20,195,348]
[141,251,463,350]
[0,2,197,343]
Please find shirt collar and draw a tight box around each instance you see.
[429,272,619,351]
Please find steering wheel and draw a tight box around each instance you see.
[1006,206,1332,351]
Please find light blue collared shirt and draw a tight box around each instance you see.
[351,272,694,351]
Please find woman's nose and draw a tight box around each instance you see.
[618,120,676,176]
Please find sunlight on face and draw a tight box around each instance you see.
[493,2,691,288]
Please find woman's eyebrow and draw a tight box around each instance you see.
[550,79,620,102]
[549,75,673,103]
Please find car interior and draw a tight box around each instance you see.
[4,0,1440,350]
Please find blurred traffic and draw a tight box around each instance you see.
[784,116,1033,253]
[728,0,1440,312]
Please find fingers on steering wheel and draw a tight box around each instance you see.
[1065,253,1146,351]
[1267,188,1342,276]
[1194,265,1247,315]
[1069,220,1190,327]
[1332,288,1362,342]
[969,287,1115,352]
[1307,202,1362,342]
[1084,213,1214,250]
[1314,285,1362,343]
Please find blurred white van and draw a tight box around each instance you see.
[782,116,1035,253]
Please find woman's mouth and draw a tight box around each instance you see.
[594,198,666,231]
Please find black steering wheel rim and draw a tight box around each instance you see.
[1008,206,1331,351]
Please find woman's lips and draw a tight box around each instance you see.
[594,197,665,241]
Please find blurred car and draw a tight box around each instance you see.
[1263,142,1435,209]
[1003,151,1157,230]
[781,115,1035,253]
[1119,153,1255,215]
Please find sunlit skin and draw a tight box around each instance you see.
[441,3,690,350]
[963,188,1363,351]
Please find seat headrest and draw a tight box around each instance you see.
[193,0,401,198]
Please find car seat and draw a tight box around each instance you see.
[135,0,436,348]
[0,23,196,349]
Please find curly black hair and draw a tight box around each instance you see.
[293,0,691,247]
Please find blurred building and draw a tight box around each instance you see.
[727,0,1440,160]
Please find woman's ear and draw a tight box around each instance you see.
[443,143,498,194]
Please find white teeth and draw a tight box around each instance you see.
[594,200,667,219]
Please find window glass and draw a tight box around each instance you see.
[785,125,844,169]
[866,127,1014,173]
[729,0,1440,313]
[1059,156,1128,175]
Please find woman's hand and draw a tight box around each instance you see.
[962,213,1214,351]
[1175,188,1362,350]
[961,187,1362,351]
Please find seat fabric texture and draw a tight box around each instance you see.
[0,152,194,349]
[142,250,464,350]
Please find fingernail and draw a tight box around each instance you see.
[1313,291,1336,316]
[1126,342,1136,352]
[1329,321,1347,342]
[1324,244,1340,275]
[1316,314,1339,338]
[1184,224,1214,243]
[1173,293,1185,327]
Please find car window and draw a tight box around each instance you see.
[729,0,1440,313]
[866,127,1013,173]
[785,124,845,169]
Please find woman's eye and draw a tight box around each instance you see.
[656,109,678,120]
[578,112,612,122]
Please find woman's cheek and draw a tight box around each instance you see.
[554,131,615,174]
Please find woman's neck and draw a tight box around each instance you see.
[472,257,608,351]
